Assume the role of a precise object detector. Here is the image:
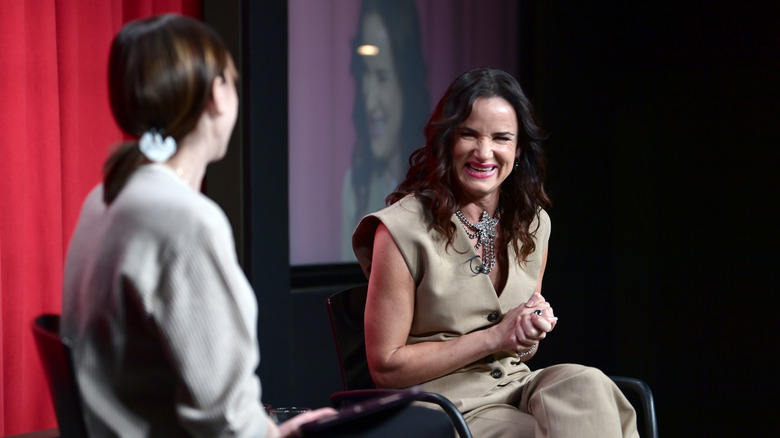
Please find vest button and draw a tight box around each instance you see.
[490,369,503,379]
[487,311,499,322]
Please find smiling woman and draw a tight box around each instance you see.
[351,68,640,437]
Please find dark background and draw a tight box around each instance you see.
[206,1,779,436]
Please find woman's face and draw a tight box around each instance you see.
[451,96,519,203]
[360,13,403,161]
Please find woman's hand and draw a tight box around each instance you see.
[516,293,558,349]
[492,293,558,353]
[276,407,338,437]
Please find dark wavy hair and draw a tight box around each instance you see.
[349,0,430,219]
[103,14,233,204]
[388,68,551,263]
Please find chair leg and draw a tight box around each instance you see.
[609,376,658,438]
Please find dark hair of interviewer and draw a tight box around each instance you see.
[388,68,551,264]
[103,14,232,204]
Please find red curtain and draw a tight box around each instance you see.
[0,0,201,434]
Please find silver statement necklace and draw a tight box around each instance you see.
[455,207,499,274]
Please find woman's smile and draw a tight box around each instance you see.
[465,161,499,178]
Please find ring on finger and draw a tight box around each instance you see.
[533,310,542,316]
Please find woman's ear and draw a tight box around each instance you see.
[208,75,228,116]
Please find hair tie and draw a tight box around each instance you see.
[139,129,177,162]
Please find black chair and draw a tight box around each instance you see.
[326,285,658,438]
[31,314,88,438]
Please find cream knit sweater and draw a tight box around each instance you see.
[62,164,267,437]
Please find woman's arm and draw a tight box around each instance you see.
[535,244,549,293]
[364,223,552,388]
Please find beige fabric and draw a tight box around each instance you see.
[353,195,638,437]
[465,364,638,438]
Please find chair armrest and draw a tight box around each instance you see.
[330,389,403,407]
[330,389,473,438]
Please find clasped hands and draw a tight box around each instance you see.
[494,292,558,355]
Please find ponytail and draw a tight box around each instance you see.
[103,142,145,204]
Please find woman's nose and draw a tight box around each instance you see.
[474,138,493,159]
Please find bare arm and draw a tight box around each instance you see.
[364,224,555,388]
[535,244,549,293]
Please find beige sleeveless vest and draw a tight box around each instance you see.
[353,195,551,409]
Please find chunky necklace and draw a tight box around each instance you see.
[455,207,499,274]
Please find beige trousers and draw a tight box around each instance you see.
[463,364,639,438]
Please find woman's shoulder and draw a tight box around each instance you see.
[537,207,550,226]
[364,195,431,236]
[352,194,433,279]
[117,165,230,239]
[355,195,432,247]
[375,194,425,219]
[532,207,551,241]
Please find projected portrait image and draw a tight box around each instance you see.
[340,0,430,259]
[288,0,519,266]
